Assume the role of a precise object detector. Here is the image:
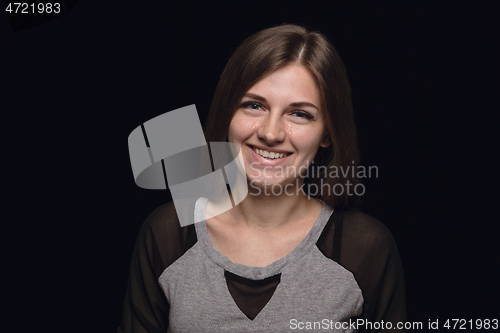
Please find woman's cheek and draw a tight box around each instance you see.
[229,115,257,143]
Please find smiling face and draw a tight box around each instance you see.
[228,64,331,189]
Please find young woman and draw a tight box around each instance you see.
[118,24,406,332]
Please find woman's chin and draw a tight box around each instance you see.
[247,177,302,193]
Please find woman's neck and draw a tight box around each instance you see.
[226,184,319,232]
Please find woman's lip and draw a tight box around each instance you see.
[246,145,292,166]
[248,145,293,154]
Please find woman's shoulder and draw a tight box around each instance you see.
[141,201,180,233]
[317,209,404,289]
[137,201,197,268]
[340,210,394,241]
[333,209,400,258]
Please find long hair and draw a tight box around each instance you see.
[204,24,360,210]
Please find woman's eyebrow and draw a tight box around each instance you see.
[243,93,267,102]
[289,102,319,110]
[244,93,319,110]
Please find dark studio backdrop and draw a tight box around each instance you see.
[3,1,498,331]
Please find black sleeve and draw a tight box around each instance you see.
[117,202,197,333]
[117,208,170,333]
[318,210,407,332]
[341,211,407,332]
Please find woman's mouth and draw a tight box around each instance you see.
[251,146,292,159]
[246,145,293,167]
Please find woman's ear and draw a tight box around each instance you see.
[320,132,331,148]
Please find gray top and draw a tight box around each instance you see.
[159,198,362,332]
[117,200,407,333]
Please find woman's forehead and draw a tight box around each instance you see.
[244,65,322,108]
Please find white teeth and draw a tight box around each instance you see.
[253,147,289,159]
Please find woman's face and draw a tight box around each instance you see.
[228,64,330,189]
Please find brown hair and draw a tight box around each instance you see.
[204,24,360,210]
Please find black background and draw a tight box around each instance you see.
[3,1,499,331]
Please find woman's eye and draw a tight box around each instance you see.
[291,111,314,120]
[240,101,264,111]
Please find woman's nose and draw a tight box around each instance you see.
[257,115,286,142]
